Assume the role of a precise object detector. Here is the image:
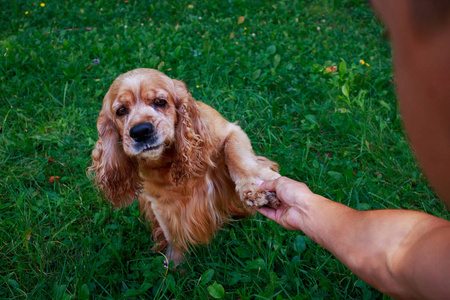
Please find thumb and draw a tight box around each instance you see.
[260,178,278,192]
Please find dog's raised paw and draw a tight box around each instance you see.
[265,191,281,209]
[242,189,267,207]
[241,185,280,208]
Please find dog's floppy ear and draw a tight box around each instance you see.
[170,79,216,185]
[89,92,141,207]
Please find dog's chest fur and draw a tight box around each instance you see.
[139,159,249,250]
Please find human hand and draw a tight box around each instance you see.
[256,177,317,231]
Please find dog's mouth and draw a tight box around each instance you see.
[129,139,164,156]
[142,143,162,152]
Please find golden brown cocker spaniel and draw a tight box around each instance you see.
[90,68,280,265]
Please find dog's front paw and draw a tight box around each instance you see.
[265,191,281,209]
[240,184,281,208]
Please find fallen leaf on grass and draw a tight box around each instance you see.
[49,176,60,183]
[45,153,54,163]
[238,16,245,24]
[325,65,337,72]
[22,228,32,242]
[22,228,32,250]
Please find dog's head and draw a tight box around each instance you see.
[90,68,214,206]
[105,69,179,159]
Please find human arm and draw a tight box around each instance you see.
[257,177,450,300]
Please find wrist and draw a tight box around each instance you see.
[290,193,326,235]
[296,194,355,246]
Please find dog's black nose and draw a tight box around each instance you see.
[130,123,155,143]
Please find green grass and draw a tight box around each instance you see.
[1,0,448,299]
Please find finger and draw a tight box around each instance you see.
[255,206,277,221]
[260,179,278,191]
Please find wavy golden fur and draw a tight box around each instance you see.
[90,68,280,265]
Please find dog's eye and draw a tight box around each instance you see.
[116,106,128,117]
[154,98,167,108]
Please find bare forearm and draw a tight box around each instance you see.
[259,177,450,298]
[299,194,450,299]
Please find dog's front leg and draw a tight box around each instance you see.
[144,197,186,267]
[164,243,185,268]
[224,124,281,208]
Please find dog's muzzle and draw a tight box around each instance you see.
[129,122,163,154]
[130,122,155,143]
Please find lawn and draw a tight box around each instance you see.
[1,0,448,299]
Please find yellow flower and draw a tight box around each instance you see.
[196,85,200,88]
[25,11,29,14]
[40,3,45,7]
[365,63,370,66]
[359,59,365,65]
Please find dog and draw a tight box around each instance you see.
[90,68,281,265]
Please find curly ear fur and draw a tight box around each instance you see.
[89,109,142,207]
[170,80,217,185]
